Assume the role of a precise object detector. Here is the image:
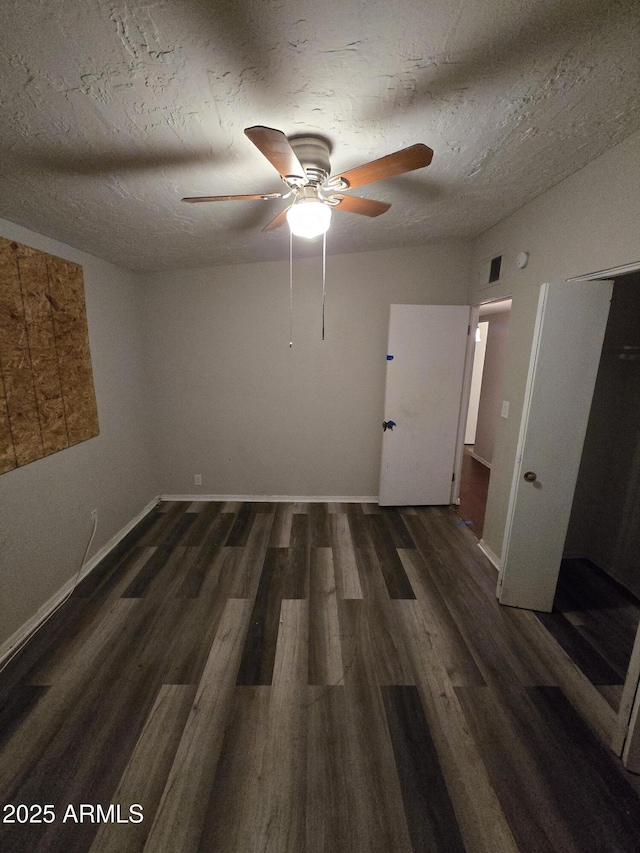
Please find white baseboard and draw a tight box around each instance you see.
[478,539,501,571]
[0,495,160,667]
[78,495,161,579]
[0,575,79,668]
[470,451,492,469]
[160,494,379,503]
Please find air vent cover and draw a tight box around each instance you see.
[489,255,502,283]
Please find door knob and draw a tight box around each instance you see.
[523,471,537,482]
[383,420,396,431]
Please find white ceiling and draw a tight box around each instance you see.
[1,0,639,271]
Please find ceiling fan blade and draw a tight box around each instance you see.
[332,143,433,190]
[245,126,306,182]
[328,195,391,217]
[182,192,282,203]
[262,205,292,232]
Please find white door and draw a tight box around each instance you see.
[498,281,613,612]
[378,304,470,506]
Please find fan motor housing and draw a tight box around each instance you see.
[289,136,331,184]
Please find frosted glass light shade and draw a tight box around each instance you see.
[286,199,331,239]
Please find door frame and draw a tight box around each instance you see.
[451,305,479,505]
[452,297,512,507]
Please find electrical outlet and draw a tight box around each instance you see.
[194,474,202,486]
[91,509,98,521]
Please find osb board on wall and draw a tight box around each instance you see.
[0,236,99,474]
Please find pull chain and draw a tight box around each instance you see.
[289,228,293,348]
[322,230,327,341]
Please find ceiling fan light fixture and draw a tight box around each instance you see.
[286,190,332,239]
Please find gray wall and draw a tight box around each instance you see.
[0,218,158,651]
[139,243,470,498]
[469,128,640,562]
[564,272,640,596]
[473,310,510,467]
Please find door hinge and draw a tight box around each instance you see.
[452,471,455,482]
[467,325,471,336]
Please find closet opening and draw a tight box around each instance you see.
[536,270,640,714]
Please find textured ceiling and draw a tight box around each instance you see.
[1,0,639,271]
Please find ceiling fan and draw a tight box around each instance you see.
[182,126,434,239]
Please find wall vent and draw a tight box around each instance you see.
[489,255,502,283]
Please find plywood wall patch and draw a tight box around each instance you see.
[0,237,99,473]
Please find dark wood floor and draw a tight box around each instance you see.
[536,557,640,712]
[456,446,490,538]
[1,501,640,852]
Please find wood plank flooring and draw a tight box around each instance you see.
[1,501,640,852]
[535,557,640,712]
[456,446,490,538]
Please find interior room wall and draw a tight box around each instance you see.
[0,218,158,653]
[469,128,640,563]
[473,310,511,467]
[139,243,470,498]
[564,272,640,597]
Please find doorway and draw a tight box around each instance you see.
[537,271,640,714]
[457,299,511,537]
